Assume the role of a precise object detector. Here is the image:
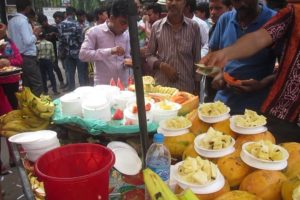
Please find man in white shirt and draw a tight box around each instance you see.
[184,0,209,57]
[8,0,43,96]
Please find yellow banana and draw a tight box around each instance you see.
[2,119,31,132]
[143,168,178,200]
[39,112,54,120]
[177,189,198,200]
[22,115,48,128]
[1,110,24,124]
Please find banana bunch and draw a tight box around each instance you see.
[28,172,45,200]
[0,87,53,137]
[143,168,199,200]
[17,87,55,119]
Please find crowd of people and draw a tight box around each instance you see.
[0,0,299,171]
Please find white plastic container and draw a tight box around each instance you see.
[152,101,181,123]
[60,92,82,117]
[124,107,153,125]
[82,98,111,121]
[112,91,135,110]
[94,85,120,103]
[74,86,94,100]
[26,144,60,162]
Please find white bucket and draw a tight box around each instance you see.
[60,92,82,117]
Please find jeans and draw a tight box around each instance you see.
[39,59,58,93]
[64,56,88,91]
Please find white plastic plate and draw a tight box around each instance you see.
[113,148,142,176]
[194,134,235,158]
[230,122,267,134]
[198,108,230,124]
[240,142,289,170]
[107,141,138,155]
[173,161,225,194]
[159,119,192,131]
[157,126,189,137]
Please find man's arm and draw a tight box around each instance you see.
[79,28,113,62]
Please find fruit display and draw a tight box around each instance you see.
[198,101,229,117]
[28,172,45,200]
[245,140,285,161]
[199,127,233,150]
[143,168,199,200]
[239,170,287,200]
[0,87,53,137]
[177,156,219,185]
[234,109,267,128]
[281,142,300,178]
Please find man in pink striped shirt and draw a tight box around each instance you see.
[146,0,201,93]
[79,0,131,86]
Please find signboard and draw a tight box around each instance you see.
[5,0,16,6]
[43,7,66,25]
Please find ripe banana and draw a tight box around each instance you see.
[0,110,24,124]
[177,189,198,200]
[143,168,178,200]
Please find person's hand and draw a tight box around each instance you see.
[33,26,42,36]
[199,50,228,68]
[111,46,125,56]
[229,79,264,93]
[0,58,10,67]
[160,62,179,82]
[212,71,226,90]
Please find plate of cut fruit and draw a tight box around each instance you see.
[0,66,22,76]
[240,140,289,170]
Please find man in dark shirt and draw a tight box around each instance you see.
[37,14,65,88]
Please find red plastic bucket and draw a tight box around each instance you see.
[35,143,115,200]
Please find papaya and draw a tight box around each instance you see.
[182,144,199,160]
[186,109,210,135]
[212,119,238,139]
[164,132,195,159]
[281,175,300,200]
[217,150,254,188]
[280,142,300,178]
[214,190,262,200]
[239,170,287,200]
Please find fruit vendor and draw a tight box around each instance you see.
[79,0,131,86]
[0,23,23,115]
[207,0,277,114]
[200,0,300,142]
[146,0,201,93]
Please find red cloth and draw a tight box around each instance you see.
[262,3,300,122]
[0,86,12,115]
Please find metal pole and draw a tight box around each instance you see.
[127,0,149,168]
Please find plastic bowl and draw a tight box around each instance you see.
[198,107,230,123]
[194,134,235,158]
[82,98,111,122]
[60,92,82,117]
[26,143,60,162]
[112,91,135,110]
[124,107,153,125]
[152,102,181,123]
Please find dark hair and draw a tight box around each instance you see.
[107,0,129,18]
[266,0,287,10]
[94,7,107,20]
[53,11,64,19]
[38,31,46,39]
[186,0,197,13]
[146,3,162,14]
[221,0,232,8]
[66,7,76,16]
[196,2,210,19]
[27,8,36,18]
[16,0,32,12]
[37,13,48,24]
[76,9,86,17]
[86,11,95,23]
